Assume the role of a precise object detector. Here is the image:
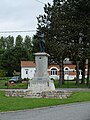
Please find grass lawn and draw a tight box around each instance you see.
[0,79,89,89]
[0,77,28,89]
[54,80,89,88]
[0,91,90,112]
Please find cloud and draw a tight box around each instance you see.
[0,0,52,37]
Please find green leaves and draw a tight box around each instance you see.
[0,35,33,76]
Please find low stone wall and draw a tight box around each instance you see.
[5,90,72,99]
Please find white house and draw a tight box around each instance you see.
[21,61,36,79]
[21,60,87,80]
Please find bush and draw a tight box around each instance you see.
[0,70,5,77]
[22,78,29,81]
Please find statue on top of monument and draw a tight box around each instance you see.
[79,29,84,44]
[37,31,45,52]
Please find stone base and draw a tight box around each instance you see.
[5,90,72,99]
[28,52,55,92]
[28,80,55,92]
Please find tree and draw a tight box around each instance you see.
[36,0,90,85]
[23,35,33,60]
[12,46,29,72]
[0,36,6,69]
[6,36,14,49]
[0,35,32,76]
[1,46,29,76]
[0,36,6,49]
[36,0,73,85]
[32,36,40,53]
[15,35,23,47]
[1,48,15,76]
[24,36,32,50]
[70,0,90,84]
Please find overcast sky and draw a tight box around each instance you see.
[0,0,52,38]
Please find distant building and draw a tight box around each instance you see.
[21,61,36,79]
[21,59,88,80]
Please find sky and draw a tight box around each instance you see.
[0,0,52,38]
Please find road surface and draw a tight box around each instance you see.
[0,102,90,120]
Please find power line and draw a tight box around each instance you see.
[0,30,36,34]
[34,0,46,5]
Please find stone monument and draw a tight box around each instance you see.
[28,32,55,92]
[5,31,72,99]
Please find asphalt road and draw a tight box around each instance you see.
[0,102,90,120]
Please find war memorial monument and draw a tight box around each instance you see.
[28,32,55,92]
[6,32,72,99]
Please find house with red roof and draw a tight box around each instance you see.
[21,58,88,80]
[21,61,36,79]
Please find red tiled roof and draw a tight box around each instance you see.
[21,61,36,67]
[48,64,60,69]
[64,64,76,69]
[21,61,76,69]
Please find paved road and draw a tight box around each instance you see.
[0,102,90,120]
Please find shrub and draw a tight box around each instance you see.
[0,70,5,77]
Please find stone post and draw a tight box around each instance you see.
[28,52,55,92]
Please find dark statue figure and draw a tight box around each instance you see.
[37,31,45,52]
[79,29,84,44]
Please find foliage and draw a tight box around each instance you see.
[0,35,33,76]
[1,46,29,76]
[0,70,5,77]
[5,36,14,49]
[15,35,23,47]
[23,35,33,60]
[36,0,90,85]
[32,36,40,53]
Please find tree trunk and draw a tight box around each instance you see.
[81,59,86,84]
[58,64,62,86]
[87,59,90,86]
[62,59,64,84]
[76,61,79,84]
[58,58,64,86]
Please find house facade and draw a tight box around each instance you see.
[21,59,88,80]
[21,61,36,79]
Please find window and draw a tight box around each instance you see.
[25,69,28,74]
[65,68,68,70]
[64,71,68,75]
[51,68,57,75]
[64,67,69,75]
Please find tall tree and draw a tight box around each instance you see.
[0,36,6,49]
[0,36,6,69]
[23,35,33,60]
[36,0,90,85]
[0,35,32,76]
[15,35,23,47]
[6,36,14,49]
[1,46,29,76]
[32,36,40,53]
[37,0,73,85]
[24,36,32,50]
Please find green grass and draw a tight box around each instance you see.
[7,82,28,89]
[0,78,89,89]
[0,77,28,89]
[0,91,90,112]
[54,80,88,88]
[0,82,27,89]
[0,77,11,89]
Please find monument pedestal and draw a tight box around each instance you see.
[28,52,55,92]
